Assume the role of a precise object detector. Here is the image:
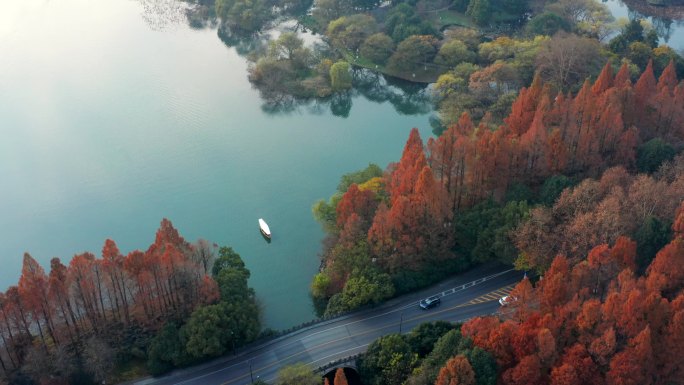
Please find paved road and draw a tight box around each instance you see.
[134,265,522,385]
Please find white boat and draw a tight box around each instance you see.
[258,218,271,239]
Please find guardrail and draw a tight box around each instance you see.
[312,310,502,375]
[218,268,515,367]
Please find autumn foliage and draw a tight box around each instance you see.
[0,219,220,382]
[316,61,684,308]
[459,205,684,385]
[515,161,684,270]
[428,60,684,207]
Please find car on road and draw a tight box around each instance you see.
[499,295,517,306]
[419,295,441,309]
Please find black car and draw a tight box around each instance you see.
[419,295,441,309]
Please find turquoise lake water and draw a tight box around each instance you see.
[0,0,432,329]
[1,0,680,330]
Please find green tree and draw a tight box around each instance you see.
[249,57,297,92]
[455,200,529,265]
[212,246,245,277]
[501,0,528,16]
[539,175,574,206]
[609,18,645,54]
[312,194,343,233]
[622,18,646,43]
[311,272,332,299]
[489,92,517,121]
[545,0,614,40]
[407,321,455,357]
[338,163,383,192]
[385,4,437,43]
[313,163,383,233]
[312,0,353,27]
[147,323,193,375]
[215,265,251,301]
[325,268,394,315]
[269,32,304,60]
[184,246,261,360]
[434,39,475,67]
[183,303,234,359]
[637,137,677,174]
[433,63,479,101]
[466,0,491,26]
[406,329,470,385]
[215,0,273,32]
[526,12,571,36]
[628,41,653,69]
[388,35,438,72]
[183,300,259,359]
[359,334,419,385]
[276,362,321,385]
[424,329,469,368]
[361,33,395,65]
[634,216,672,272]
[330,61,353,91]
[466,347,497,385]
[327,14,377,51]
[212,246,253,302]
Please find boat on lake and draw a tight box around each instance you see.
[258,218,271,239]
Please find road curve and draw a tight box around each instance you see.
[133,265,523,385]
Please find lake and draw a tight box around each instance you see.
[604,0,684,50]
[0,0,432,330]
[2,0,681,332]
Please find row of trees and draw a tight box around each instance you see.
[429,60,684,206]
[0,219,260,384]
[146,246,260,374]
[312,60,684,316]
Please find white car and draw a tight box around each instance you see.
[499,295,517,306]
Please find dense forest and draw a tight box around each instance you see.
[312,59,684,316]
[0,220,260,385]
[351,209,684,384]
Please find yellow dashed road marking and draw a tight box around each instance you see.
[461,285,514,306]
[217,284,517,384]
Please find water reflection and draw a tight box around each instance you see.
[158,2,433,117]
[252,68,432,117]
[604,0,684,49]
[185,0,219,29]
[218,26,269,56]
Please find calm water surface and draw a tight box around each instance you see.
[4,0,677,331]
[604,0,684,50]
[0,0,431,329]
